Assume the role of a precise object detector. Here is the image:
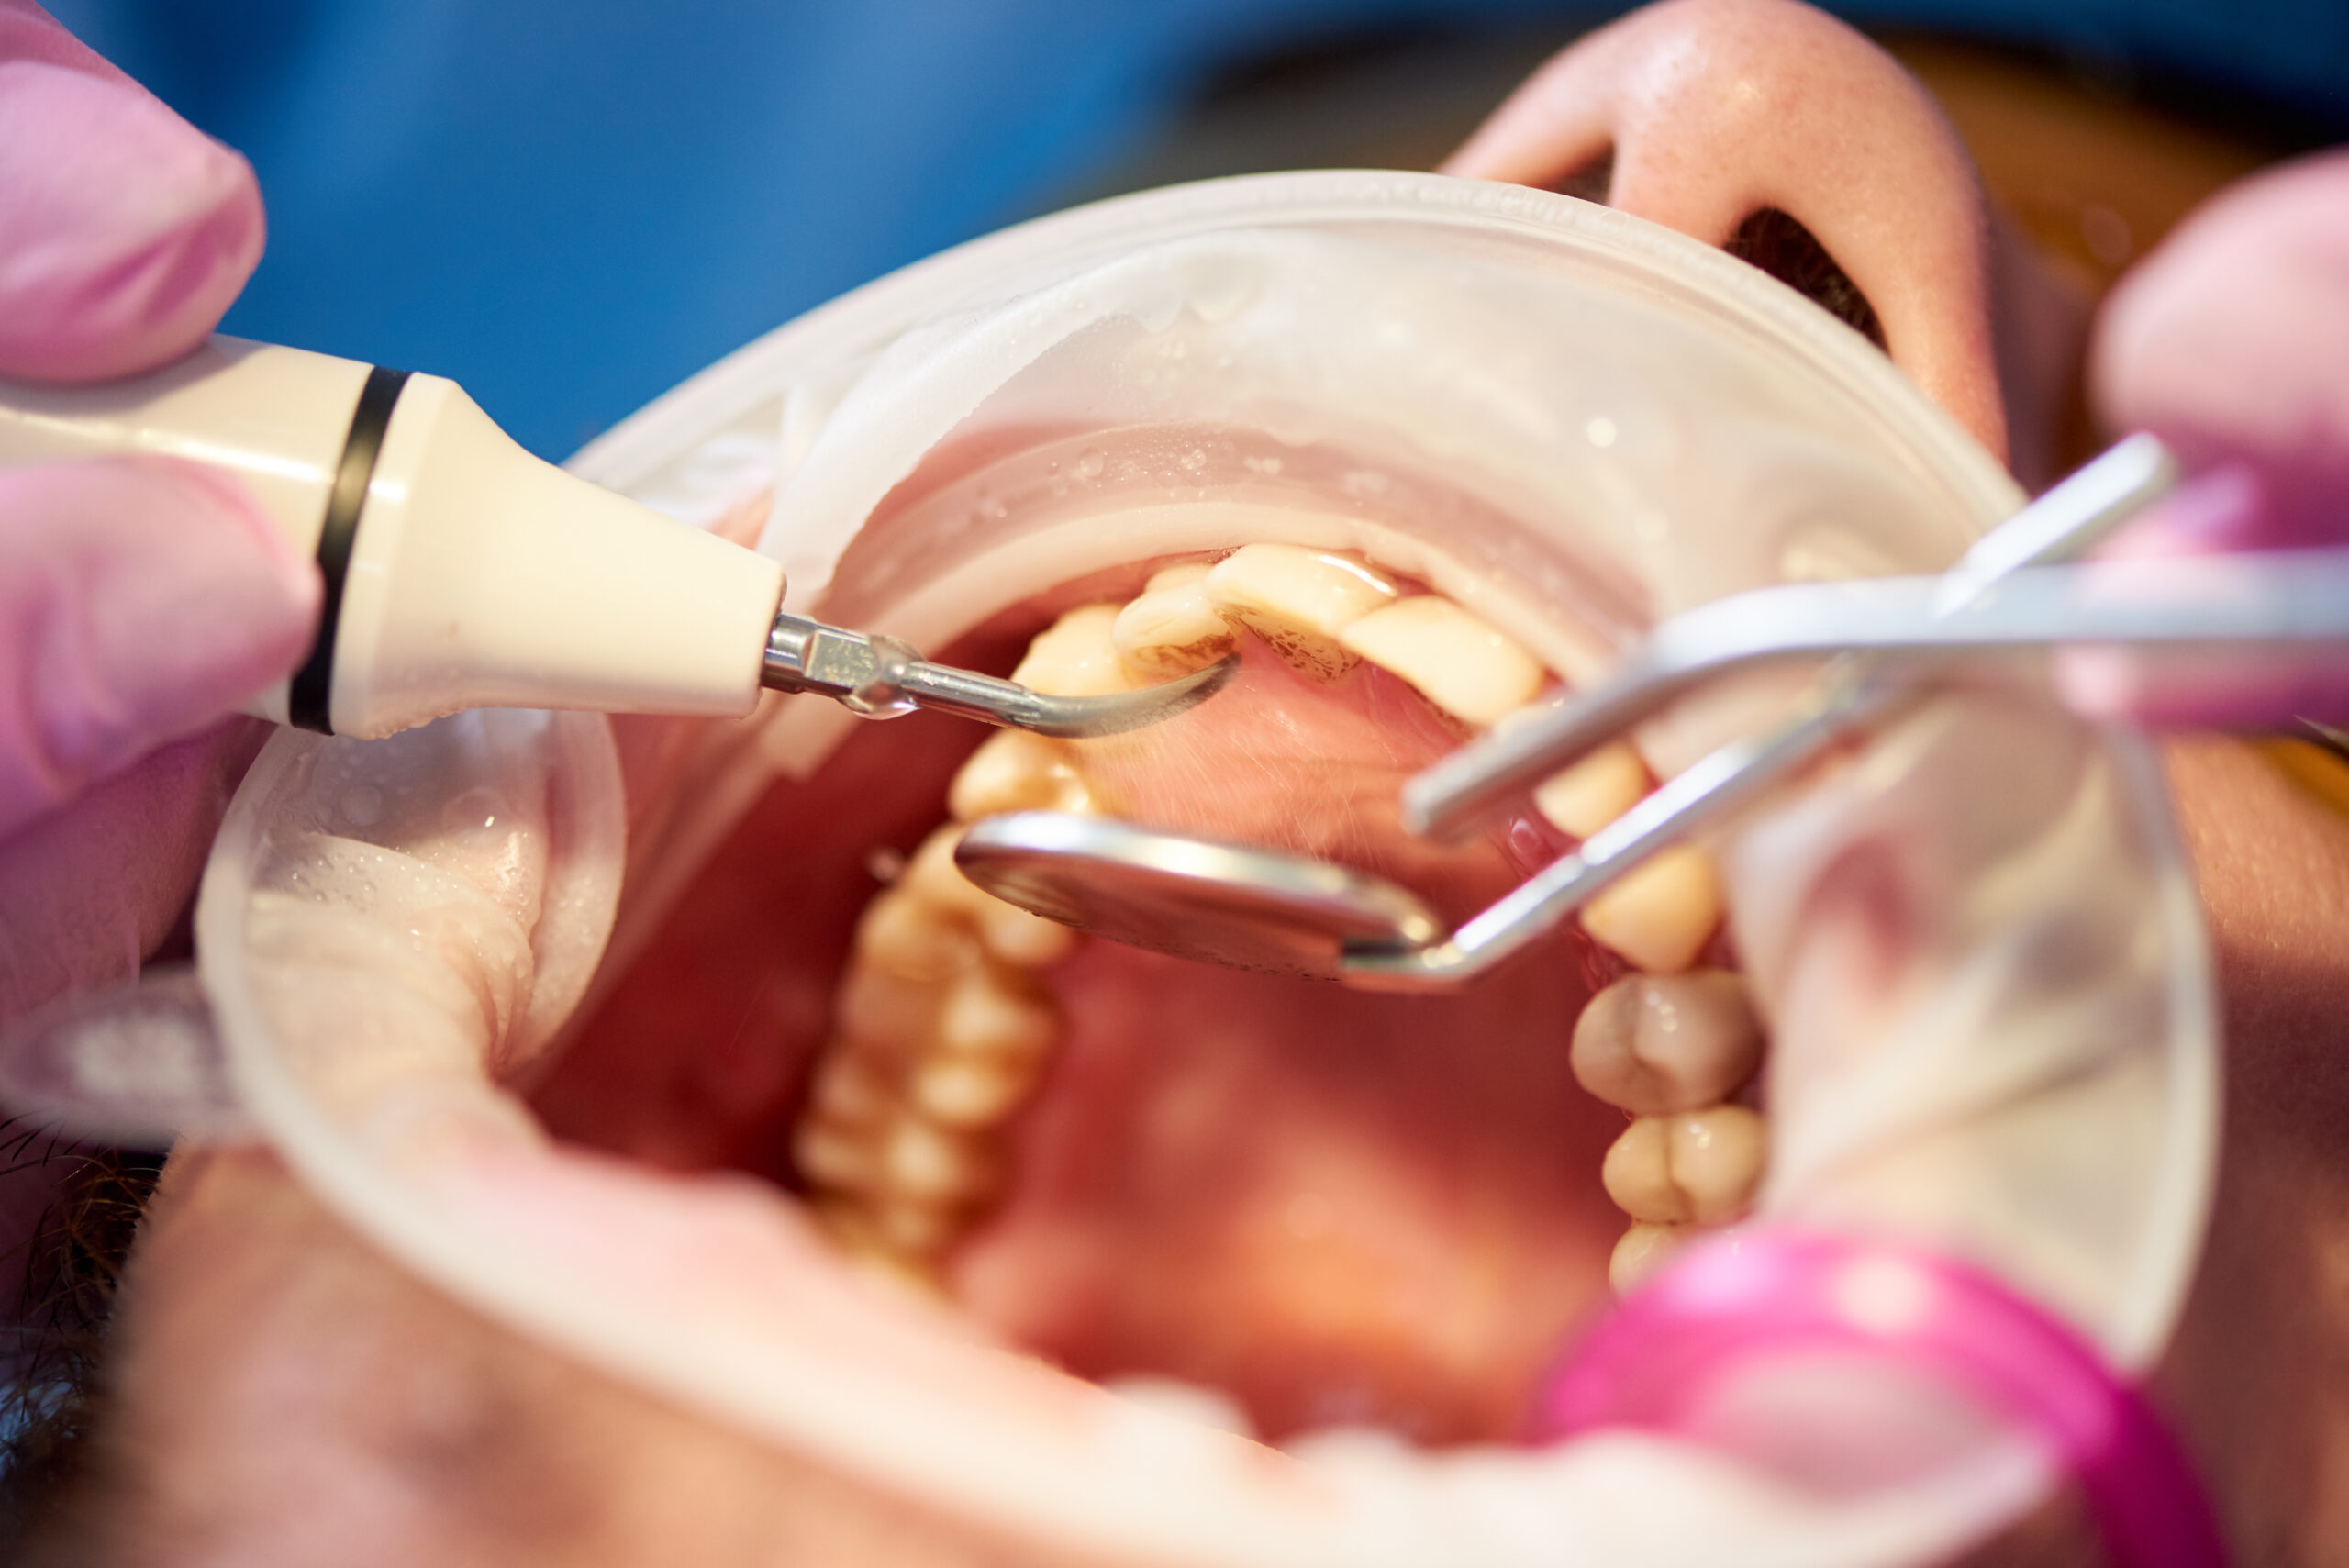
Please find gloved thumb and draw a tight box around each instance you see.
[0,457,317,837]
[0,1,264,381]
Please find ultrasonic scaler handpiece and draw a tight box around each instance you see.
[762,616,1234,738]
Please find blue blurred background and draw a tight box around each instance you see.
[40,0,2348,460]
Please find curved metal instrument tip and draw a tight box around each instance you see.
[1008,654,1238,739]
[954,811,1443,982]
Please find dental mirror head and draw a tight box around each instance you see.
[954,811,1443,982]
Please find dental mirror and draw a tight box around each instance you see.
[954,811,1442,982]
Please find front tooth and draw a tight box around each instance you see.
[1571,969,1763,1114]
[1204,543,1398,679]
[908,1050,1043,1128]
[1013,603,1135,696]
[1609,1221,1687,1294]
[1534,740,1652,839]
[1579,844,1724,973]
[1112,578,1237,681]
[880,1113,1000,1204]
[948,730,1097,820]
[1335,595,1546,726]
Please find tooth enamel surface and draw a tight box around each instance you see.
[1609,1221,1687,1294]
[793,1119,883,1194]
[934,968,1058,1062]
[809,1050,894,1125]
[854,891,980,983]
[948,730,1097,820]
[908,1050,1041,1128]
[1204,543,1399,679]
[1335,595,1546,726]
[1665,1105,1766,1224]
[881,1112,1000,1204]
[835,964,949,1054]
[1571,970,1763,1115]
[1534,740,1653,839]
[1599,1117,1687,1224]
[1579,843,1724,973]
[1012,602,1137,696]
[1112,579,1238,681]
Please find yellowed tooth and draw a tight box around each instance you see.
[866,1195,963,1257]
[975,902,1079,969]
[834,965,946,1055]
[1335,595,1546,726]
[896,826,1076,967]
[809,1050,895,1127]
[1534,740,1652,839]
[1666,1105,1766,1225]
[1580,844,1724,973]
[909,1050,1043,1128]
[949,729,1097,820]
[1146,562,1214,592]
[1012,603,1135,696]
[793,1119,882,1194]
[1204,543,1398,679]
[1600,1117,1688,1225]
[1113,578,1237,681]
[1609,1221,1688,1294]
[854,891,981,983]
[1571,970,1764,1115]
[880,1113,1001,1204]
[935,967,1060,1063]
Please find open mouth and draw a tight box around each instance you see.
[546,533,1770,1450]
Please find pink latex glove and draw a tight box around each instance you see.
[2061,151,2349,728]
[0,2,317,1023]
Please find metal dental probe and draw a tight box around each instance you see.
[955,435,2179,986]
[761,616,1234,737]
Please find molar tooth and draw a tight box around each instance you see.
[855,891,981,982]
[835,966,946,1055]
[948,730,1094,821]
[1112,578,1237,681]
[1609,1221,1688,1294]
[908,1050,1042,1128]
[1204,543,1398,679]
[935,968,1059,1063]
[1534,740,1652,839]
[1572,970,1764,1115]
[1600,1117,1688,1225]
[1335,595,1546,726]
[975,903,1078,968]
[1666,1105,1766,1225]
[810,1050,895,1126]
[899,826,1076,967]
[1013,603,1135,696]
[1579,844,1724,973]
[866,1194,963,1257]
[880,1113,1000,1204]
[794,1119,883,1194]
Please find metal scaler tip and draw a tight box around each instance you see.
[760,611,1235,739]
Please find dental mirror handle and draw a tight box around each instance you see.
[0,335,785,739]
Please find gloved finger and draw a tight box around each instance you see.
[0,0,264,382]
[1442,0,2010,467]
[0,456,317,839]
[2091,150,2349,552]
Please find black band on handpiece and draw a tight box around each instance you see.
[288,365,411,734]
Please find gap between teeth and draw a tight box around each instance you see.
[796,545,1764,1330]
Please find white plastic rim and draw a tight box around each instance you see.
[196,172,2220,1568]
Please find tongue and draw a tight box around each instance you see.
[951,643,1626,1444]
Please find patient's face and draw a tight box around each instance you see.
[31,5,2347,1565]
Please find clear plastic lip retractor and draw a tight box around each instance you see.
[956,436,2182,988]
[760,616,1235,738]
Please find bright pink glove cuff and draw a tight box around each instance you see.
[0,2,264,381]
[0,457,317,837]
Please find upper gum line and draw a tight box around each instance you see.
[793,540,1762,1365]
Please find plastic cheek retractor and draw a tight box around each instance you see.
[1535,1229,2227,1568]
